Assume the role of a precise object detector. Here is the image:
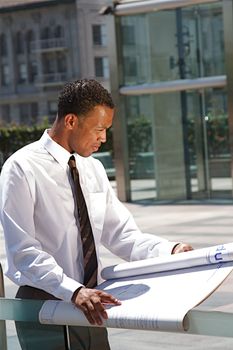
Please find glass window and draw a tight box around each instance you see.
[182,4,225,78]
[42,54,55,74]
[92,24,107,46]
[122,86,230,201]
[94,57,109,78]
[18,63,28,84]
[19,103,29,125]
[54,25,64,38]
[26,30,35,53]
[40,27,50,40]
[19,103,38,125]
[124,91,191,201]
[122,25,135,45]
[48,101,57,123]
[31,103,38,125]
[120,13,178,85]
[29,60,38,83]
[48,101,57,114]
[123,56,137,78]
[125,95,156,201]
[0,105,10,124]
[1,64,10,86]
[0,33,7,56]
[57,53,67,73]
[119,3,224,86]
[16,31,24,54]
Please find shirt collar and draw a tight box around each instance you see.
[40,129,72,170]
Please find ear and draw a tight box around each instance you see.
[64,114,78,130]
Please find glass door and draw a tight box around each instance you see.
[186,88,231,199]
[178,3,231,198]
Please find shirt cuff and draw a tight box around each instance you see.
[53,275,84,302]
[157,241,180,256]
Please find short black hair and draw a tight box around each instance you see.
[57,79,115,119]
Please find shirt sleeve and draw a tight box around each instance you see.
[0,160,81,302]
[101,183,179,262]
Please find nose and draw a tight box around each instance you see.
[99,129,107,143]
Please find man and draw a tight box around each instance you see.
[0,79,192,350]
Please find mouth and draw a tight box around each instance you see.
[92,145,100,152]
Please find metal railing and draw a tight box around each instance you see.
[1,296,233,338]
[1,297,233,348]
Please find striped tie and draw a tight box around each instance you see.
[68,155,98,288]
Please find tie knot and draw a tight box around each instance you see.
[68,155,76,169]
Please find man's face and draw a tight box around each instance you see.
[68,105,114,157]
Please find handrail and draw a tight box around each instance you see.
[1,298,233,339]
[0,263,7,350]
[0,298,71,349]
[0,298,43,322]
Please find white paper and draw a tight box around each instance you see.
[101,242,233,280]
[39,243,233,333]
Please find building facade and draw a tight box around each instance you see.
[107,0,233,202]
[0,0,109,125]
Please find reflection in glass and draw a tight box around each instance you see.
[123,86,230,201]
[187,88,231,198]
[125,95,156,201]
[119,2,224,86]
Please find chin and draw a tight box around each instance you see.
[78,151,92,158]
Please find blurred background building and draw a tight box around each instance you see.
[0,0,109,125]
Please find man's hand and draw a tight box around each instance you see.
[72,287,121,326]
[172,243,193,254]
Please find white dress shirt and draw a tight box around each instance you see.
[0,130,178,302]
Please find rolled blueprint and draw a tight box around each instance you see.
[101,242,233,280]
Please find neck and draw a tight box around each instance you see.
[48,120,70,151]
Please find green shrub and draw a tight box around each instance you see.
[0,122,114,166]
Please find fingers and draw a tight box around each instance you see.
[81,298,105,325]
[73,288,121,326]
[182,244,193,252]
[172,243,193,254]
[96,290,121,305]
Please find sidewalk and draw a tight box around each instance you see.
[2,200,233,349]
